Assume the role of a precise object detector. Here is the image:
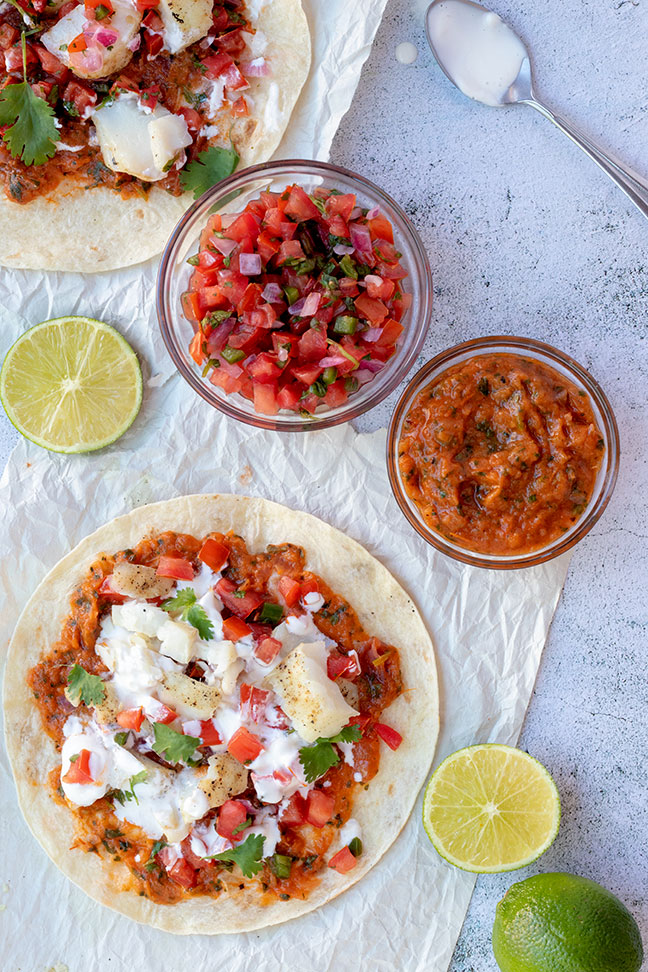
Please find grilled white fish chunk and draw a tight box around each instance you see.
[157,0,213,54]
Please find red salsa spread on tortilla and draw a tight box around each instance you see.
[398,352,605,555]
[0,1,258,203]
[29,530,403,905]
[182,184,411,416]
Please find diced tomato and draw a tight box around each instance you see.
[300,578,320,597]
[86,0,115,17]
[58,0,79,13]
[135,0,160,9]
[256,230,281,264]
[189,331,206,366]
[143,29,164,56]
[306,789,335,828]
[236,281,263,313]
[240,684,270,721]
[198,719,222,746]
[283,185,321,222]
[182,291,203,324]
[154,704,178,725]
[255,636,282,664]
[5,43,37,73]
[168,857,197,889]
[217,799,248,839]
[98,575,128,604]
[278,575,301,607]
[0,25,18,51]
[253,382,279,415]
[62,79,97,116]
[327,214,349,239]
[63,749,94,785]
[222,615,252,641]
[368,215,394,243]
[228,726,264,763]
[325,193,356,221]
[280,792,307,826]
[110,73,138,94]
[139,84,160,111]
[216,577,264,618]
[247,352,282,383]
[116,708,144,731]
[68,33,87,54]
[365,275,396,302]
[199,537,229,572]
[375,722,403,751]
[276,383,302,411]
[324,380,348,408]
[348,713,372,734]
[227,211,260,245]
[328,846,357,874]
[203,52,249,90]
[231,95,248,116]
[292,363,323,386]
[354,294,389,323]
[266,705,290,730]
[156,556,194,580]
[277,239,304,264]
[326,650,361,682]
[375,317,403,347]
[298,328,327,361]
[176,105,202,132]
[216,27,247,56]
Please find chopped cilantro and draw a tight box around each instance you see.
[145,839,167,872]
[298,725,362,783]
[152,723,200,764]
[206,833,265,878]
[67,664,106,707]
[162,587,214,641]
[180,145,240,200]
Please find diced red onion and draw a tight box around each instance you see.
[127,34,141,52]
[359,358,385,373]
[288,297,306,315]
[220,213,237,228]
[318,355,347,368]
[211,236,237,257]
[261,282,283,303]
[333,243,354,256]
[349,222,373,256]
[200,33,215,49]
[95,27,119,48]
[299,292,321,317]
[74,46,103,73]
[354,368,375,386]
[366,206,381,219]
[362,327,383,343]
[219,359,243,378]
[239,252,262,275]
[349,207,362,220]
[206,320,235,354]
[241,58,270,77]
[364,274,384,289]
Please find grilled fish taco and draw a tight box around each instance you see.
[0,0,310,272]
[4,494,438,933]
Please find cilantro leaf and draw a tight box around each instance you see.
[0,82,60,165]
[128,770,148,804]
[67,664,106,707]
[163,586,214,640]
[186,603,214,641]
[179,145,239,200]
[298,725,362,784]
[206,833,265,878]
[152,722,200,764]
[145,839,167,872]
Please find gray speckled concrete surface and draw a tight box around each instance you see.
[1,0,647,967]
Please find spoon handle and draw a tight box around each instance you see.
[525,98,648,219]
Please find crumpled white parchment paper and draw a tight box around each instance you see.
[0,1,570,969]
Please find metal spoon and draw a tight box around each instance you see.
[425,0,648,220]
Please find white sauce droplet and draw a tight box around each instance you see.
[426,0,526,107]
[395,41,418,64]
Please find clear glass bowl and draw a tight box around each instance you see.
[387,336,620,569]
[157,159,433,431]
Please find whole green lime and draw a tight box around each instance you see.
[492,872,644,972]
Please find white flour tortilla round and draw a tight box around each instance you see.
[4,494,439,934]
[0,0,311,273]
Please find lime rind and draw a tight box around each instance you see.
[422,743,561,874]
[0,316,142,454]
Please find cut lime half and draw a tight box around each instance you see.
[0,316,142,454]
[423,744,560,873]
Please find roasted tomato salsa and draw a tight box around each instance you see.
[398,352,605,555]
[182,183,411,416]
[0,1,262,204]
[29,531,403,904]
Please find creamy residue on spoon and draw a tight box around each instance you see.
[426,0,527,106]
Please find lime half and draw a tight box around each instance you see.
[0,316,142,453]
[423,744,560,873]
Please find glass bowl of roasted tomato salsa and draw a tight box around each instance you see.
[387,336,620,569]
[157,160,433,430]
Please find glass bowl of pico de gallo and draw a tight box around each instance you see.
[387,336,620,569]
[157,160,433,430]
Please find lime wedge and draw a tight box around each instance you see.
[0,316,142,454]
[422,744,560,873]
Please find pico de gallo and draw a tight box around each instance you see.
[182,183,412,416]
[0,0,267,204]
[29,529,404,905]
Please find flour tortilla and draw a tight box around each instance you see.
[0,0,311,273]
[4,494,438,934]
